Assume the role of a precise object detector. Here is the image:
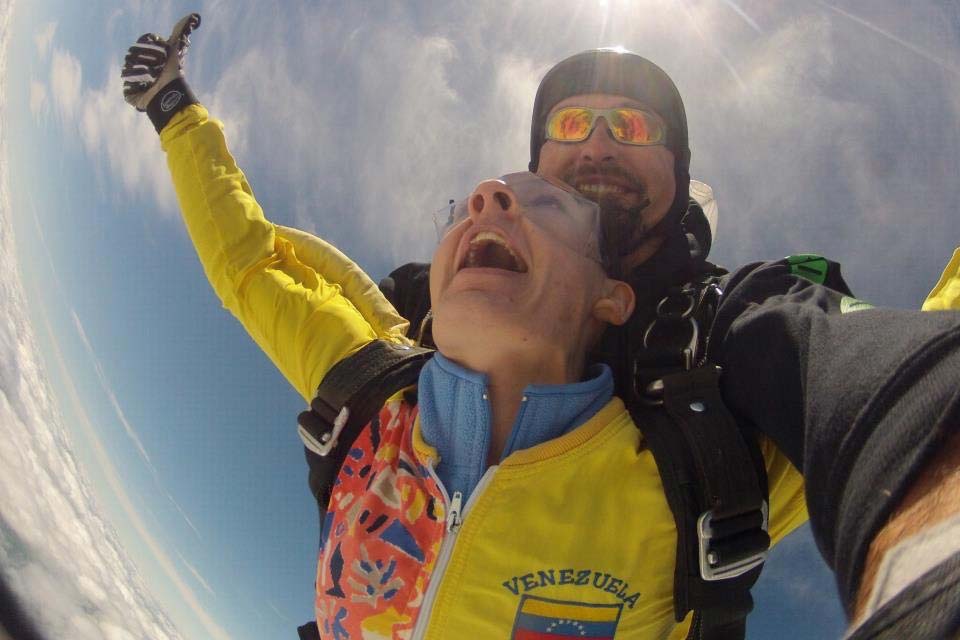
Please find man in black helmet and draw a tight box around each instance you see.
[530,48,694,281]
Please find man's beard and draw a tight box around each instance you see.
[563,164,654,259]
[599,200,654,273]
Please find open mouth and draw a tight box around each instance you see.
[460,231,528,273]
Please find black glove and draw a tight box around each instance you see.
[121,13,201,132]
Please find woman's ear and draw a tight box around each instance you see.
[593,278,635,326]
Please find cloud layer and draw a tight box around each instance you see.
[0,123,182,640]
[0,3,190,638]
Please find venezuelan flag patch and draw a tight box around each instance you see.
[510,595,623,639]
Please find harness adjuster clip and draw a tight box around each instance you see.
[299,406,350,457]
[697,501,769,581]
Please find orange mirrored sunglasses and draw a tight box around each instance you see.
[545,106,666,146]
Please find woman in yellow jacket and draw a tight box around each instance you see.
[121,20,811,635]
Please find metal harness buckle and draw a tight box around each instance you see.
[298,406,350,457]
[697,501,769,581]
[642,287,702,370]
[636,287,702,405]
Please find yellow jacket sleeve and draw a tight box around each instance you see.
[922,248,960,311]
[160,105,411,402]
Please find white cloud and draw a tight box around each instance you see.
[80,75,179,214]
[43,52,179,214]
[176,551,216,597]
[33,304,229,640]
[650,1,960,306]
[0,202,185,639]
[0,0,11,94]
[34,21,56,60]
[35,24,177,214]
[29,79,47,117]
[819,1,960,77]
[0,92,185,639]
[20,4,532,270]
[70,310,155,470]
[268,601,288,621]
[49,48,82,122]
[188,8,550,268]
[67,308,202,541]
[28,0,960,299]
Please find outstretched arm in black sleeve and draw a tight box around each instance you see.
[710,259,960,636]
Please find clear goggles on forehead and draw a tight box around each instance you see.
[433,172,604,263]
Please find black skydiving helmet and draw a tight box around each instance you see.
[527,48,714,264]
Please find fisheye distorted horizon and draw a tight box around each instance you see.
[1,1,958,638]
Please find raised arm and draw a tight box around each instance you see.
[122,15,410,402]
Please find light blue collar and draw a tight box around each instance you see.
[417,352,613,501]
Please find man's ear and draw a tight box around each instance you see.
[593,278,635,326]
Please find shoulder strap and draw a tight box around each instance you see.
[296,621,320,640]
[628,280,770,640]
[296,340,433,517]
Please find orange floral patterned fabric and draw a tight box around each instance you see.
[315,398,445,639]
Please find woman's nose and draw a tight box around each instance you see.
[468,179,519,221]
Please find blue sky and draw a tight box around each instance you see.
[1,1,958,638]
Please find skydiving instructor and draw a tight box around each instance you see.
[121,13,960,640]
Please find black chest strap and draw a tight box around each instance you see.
[628,282,770,640]
[296,340,433,517]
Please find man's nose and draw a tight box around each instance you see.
[468,180,519,221]
[578,117,619,164]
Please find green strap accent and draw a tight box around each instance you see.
[787,254,829,285]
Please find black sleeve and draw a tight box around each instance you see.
[708,259,960,616]
[378,262,431,341]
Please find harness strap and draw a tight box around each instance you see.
[296,621,320,640]
[631,369,767,639]
[297,340,433,514]
[629,281,769,640]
